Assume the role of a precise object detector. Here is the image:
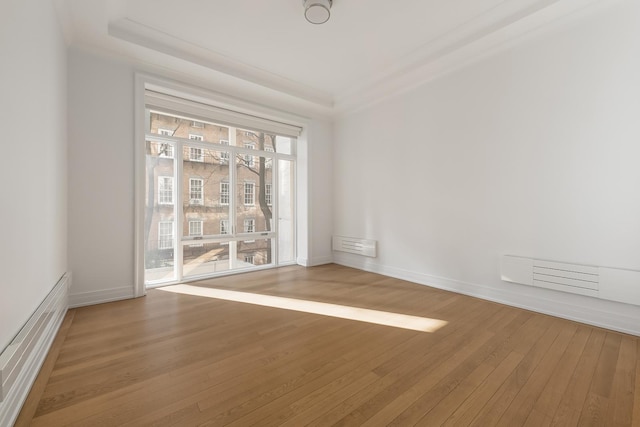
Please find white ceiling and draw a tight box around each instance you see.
[57,0,603,113]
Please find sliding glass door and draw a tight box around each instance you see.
[143,110,296,287]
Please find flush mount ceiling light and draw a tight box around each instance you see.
[303,0,332,25]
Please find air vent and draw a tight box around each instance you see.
[332,235,377,257]
[500,255,640,306]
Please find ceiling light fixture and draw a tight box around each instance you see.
[303,0,332,25]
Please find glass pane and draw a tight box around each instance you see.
[145,140,176,283]
[236,153,273,236]
[278,159,295,263]
[149,112,230,145]
[237,238,273,267]
[183,146,230,244]
[274,135,293,155]
[183,242,230,278]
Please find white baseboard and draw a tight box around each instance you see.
[0,273,70,427]
[69,286,134,308]
[297,255,334,267]
[334,253,640,336]
[309,255,334,266]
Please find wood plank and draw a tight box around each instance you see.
[607,335,637,426]
[12,264,638,427]
[550,328,607,426]
[13,310,76,427]
[578,332,623,426]
[634,346,640,427]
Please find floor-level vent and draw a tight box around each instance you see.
[501,255,640,306]
[332,235,377,257]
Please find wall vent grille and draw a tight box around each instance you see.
[332,236,377,257]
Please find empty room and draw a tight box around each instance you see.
[1,0,640,425]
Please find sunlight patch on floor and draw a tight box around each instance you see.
[157,284,448,332]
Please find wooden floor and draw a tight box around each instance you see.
[15,264,640,426]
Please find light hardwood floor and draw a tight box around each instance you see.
[15,264,640,426]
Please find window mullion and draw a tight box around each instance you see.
[175,138,184,282]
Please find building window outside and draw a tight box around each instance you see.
[158,176,173,205]
[189,220,203,236]
[220,219,229,245]
[158,128,173,136]
[265,146,273,168]
[189,134,204,141]
[191,121,204,128]
[265,184,272,206]
[244,143,255,167]
[220,219,229,235]
[244,254,254,264]
[189,178,203,205]
[188,220,203,247]
[190,147,203,162]
[158,221,174,249]
[220,182,230,205]
[244,182,255,205]
[244,218,255,242]
[159,143,174,158]
[220,140,229,164]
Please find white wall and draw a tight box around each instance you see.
[67,50,136,305]
[67,48,333,303]
[307,118,334,265]
[0,0,68,351]
[333,0,640,333]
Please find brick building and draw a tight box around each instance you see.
[145,112,276,280]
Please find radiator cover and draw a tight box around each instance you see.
[501,255,640,306]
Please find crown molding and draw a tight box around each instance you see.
[333,0,609,115]
[108,18,334,109]
[98,0,612,116]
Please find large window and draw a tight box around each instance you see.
[142,87,299,288]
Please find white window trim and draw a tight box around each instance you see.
[189,134,204,141]
[158,128,174,136]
